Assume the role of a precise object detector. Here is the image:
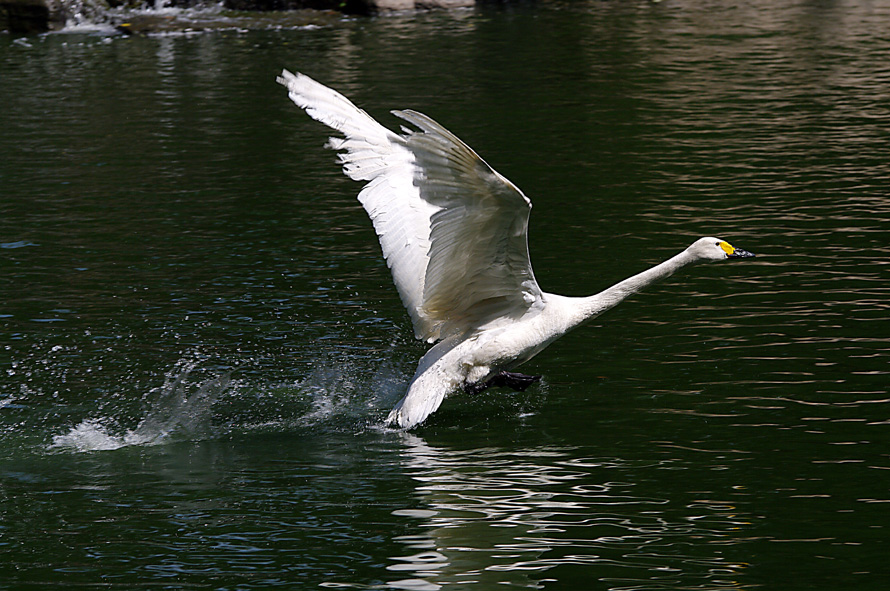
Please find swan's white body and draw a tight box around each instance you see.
[278,70,754,429]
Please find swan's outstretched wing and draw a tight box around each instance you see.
[278,70,542,342]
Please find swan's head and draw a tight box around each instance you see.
[688,237,756,262]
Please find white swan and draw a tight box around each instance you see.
[278,70,755,429]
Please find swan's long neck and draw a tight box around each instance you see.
[569,248,699,328]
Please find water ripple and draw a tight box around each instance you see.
[375,436,754,590]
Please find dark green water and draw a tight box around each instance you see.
[2,2,889,589]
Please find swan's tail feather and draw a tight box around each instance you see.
[385,375,450,430]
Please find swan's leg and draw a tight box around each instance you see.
[464,371,541,395]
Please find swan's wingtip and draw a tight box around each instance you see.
[276,68,300,88]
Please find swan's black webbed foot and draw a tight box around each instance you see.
[494,371,542,391]
[464,371,542,395]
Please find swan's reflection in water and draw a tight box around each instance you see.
[387,434,751,590]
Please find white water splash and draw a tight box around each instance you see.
[46,336,412,453]
[50,418,160,451]
[51,357,231,453]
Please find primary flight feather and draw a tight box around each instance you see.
[278,70,754,429]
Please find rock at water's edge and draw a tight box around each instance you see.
[1,0,477,34]
[221,0,474,14]
[0,0,65,33]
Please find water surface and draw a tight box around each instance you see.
[1,1,889,589]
